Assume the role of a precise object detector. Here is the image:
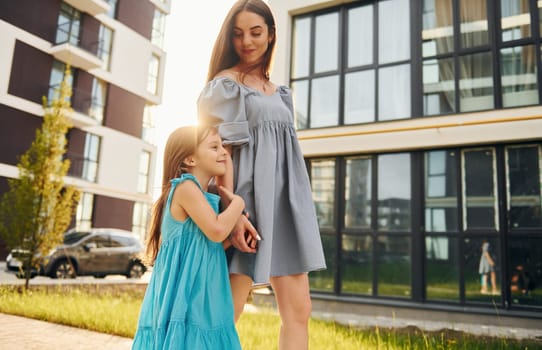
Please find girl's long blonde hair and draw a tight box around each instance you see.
[144,125,213,265]
[206,0,277,83]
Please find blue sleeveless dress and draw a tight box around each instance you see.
[132,174,241,350]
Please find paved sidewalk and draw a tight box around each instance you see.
[0,313,132,350]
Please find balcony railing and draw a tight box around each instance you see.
[48,84,104,123]
[49,21,103,70]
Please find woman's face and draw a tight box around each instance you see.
[232,10,272,66]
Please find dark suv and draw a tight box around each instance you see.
[6,228,147,279]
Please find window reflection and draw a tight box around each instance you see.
[314,12,338,73]
[464,237,500,302]
[425,150,458,232]
[83,133,100,182]
[378,154,411,231]
[501,0,531,42]
[426,236,459,300]
[459,0,489,48]
[291,17,310,78]
[508,237,542,307]
[501,45,538,107]
[422,0,454,57]
[341,234,373,295]
[310,76,339,127]
[345,157,372,228]
[344,71,375,124]
[311,159,335,228]
[377,235,411,297]
[462,148,498,230]
[423,57,455,115]
[459,52,494,112]
[76,192,94,230]
[348,5,373,67]
[378,0,410,64]
[506,145,542,229]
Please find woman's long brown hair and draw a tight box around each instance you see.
[144,125,212,265]
[206,0,277,83]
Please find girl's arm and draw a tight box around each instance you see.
[216,145,260,252]
[172,181,245,243]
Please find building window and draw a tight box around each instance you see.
[48,60,73,103]
[142,105,155,143]
[99,25,114,70]
[291,0,411,129]
[147,54,160,94]
[152,9,166,49]
[132,202,150,243]
[56,2,81,46]
[105,0,118,18]
[83,133,100,182]
[76,192,94,230]
[89,78,107,123]
[138,151,151,193]
[422,0,541,115]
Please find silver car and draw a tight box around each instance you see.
[6,228,146,279]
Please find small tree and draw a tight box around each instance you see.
[0,67,80,290]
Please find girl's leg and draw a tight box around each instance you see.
[230,273,253,322]
[270,273,311,350]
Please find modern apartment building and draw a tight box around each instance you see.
[0,0,170,257]
[269,0,542,322]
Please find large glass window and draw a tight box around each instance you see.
[462,148,498,230]
[99,25,113,70]
[56,2,80,46]
[377,235,411,297]
[138,151,151,193]
[76,192,94,230]
[464,237,501,302]
[459,0,489,48]
[378,154,411,231]
[290,1,412,128]
[152,9,166,49]
[422,0,454,57]
[501,0,531,42]
[506,144,542,229]
[48,60,73,103]
[501,45,539,107]
[309,159,336,292]
[89,78,106,123]
[83,133,100,182]
[345,157,372,229]
[458,52,494,112]
[426,236,459,300]
[425,150,458,232]
[147,54,160,94]
[508,237,542,307]
[132,202,150,242]
[142,105,155,143]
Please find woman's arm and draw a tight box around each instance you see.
[172,181,245,243]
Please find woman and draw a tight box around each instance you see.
[197,1,326,349]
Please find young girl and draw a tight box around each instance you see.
[131,125,244,350]
[198,1,326,349]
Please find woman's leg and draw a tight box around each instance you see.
[230,273,253,322]
[490,271,498,294]
[270,273,311,350]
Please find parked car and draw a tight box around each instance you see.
[6,228,147,279]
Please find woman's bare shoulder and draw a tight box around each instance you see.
[214,69,238,81]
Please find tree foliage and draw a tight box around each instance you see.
[0,67,80,289]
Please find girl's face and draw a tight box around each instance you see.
[232,10,272,66]
[191,130,228,176]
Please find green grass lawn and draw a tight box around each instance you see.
[0,284,540,350]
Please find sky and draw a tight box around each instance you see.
[151,0,236,198]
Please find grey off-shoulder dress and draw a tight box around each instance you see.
[197,76,326,284]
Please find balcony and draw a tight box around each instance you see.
[49,22,103,70]
[63,0,110,16]
[48,85,104,127]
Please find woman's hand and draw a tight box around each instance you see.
[230,215,260,253]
